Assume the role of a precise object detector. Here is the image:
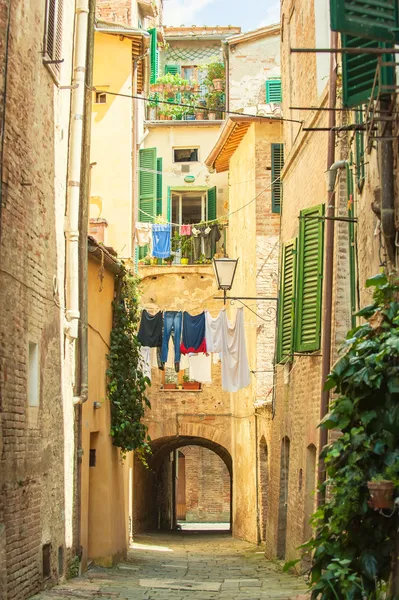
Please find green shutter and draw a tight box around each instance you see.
[342,35,394,107]
[277,239,297,363]
[271,144,284,214]
[355,108,365,190]
[266,79,282,103]
[346,162,357,328]
[330,0,397,41]
[167,186,171,222]
[149,29,158,84]
[295,204,325,352]
[139,148,157,223]
[156,157,163,216]
[164,64,180,76]
[207,187,217,221]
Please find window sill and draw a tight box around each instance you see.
[159,388,203,393]
[42,59,61,86]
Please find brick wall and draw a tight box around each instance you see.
[0,0,76,596]
[179,446,230,523]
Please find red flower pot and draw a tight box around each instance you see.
[182,381,201,390]
[367,480,394,510]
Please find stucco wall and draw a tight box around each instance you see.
[90,32,133,258]
[228,34,280,111]
[80,257,131,569]
[0,0,76,595]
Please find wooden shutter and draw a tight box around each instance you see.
[295,204,324,352]
[342,35,394,107]
[346,163,357,327]
[207,187,217,221]
[164,65,180,75]
[156,158,163,216]
[330,0,397,41]
[44,0,63,77]
[271,144,284,214]
[355,108,365,190]
[277,239,297,363]
[139,148,157,223]
[149,29,158,84]
[266,79,282,103]
[167,187,171,222]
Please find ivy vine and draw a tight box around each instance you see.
[106,268,151,461]
[304,273,399,599]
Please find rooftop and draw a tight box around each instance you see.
[164,25,241,40]
[225,23,280,46]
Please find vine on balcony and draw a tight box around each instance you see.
[106,268,151,462]
[300,273,399,599]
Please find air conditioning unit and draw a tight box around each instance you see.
[181,164,190,173]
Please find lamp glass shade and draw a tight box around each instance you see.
[213,258,238,290]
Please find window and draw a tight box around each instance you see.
[43,0,63,78]
[95,92,107,104]
[330,0,397,42]
[28,342,39,407]
[271,144,284,214]
[89,449,96,467]
[42,544,51,579]
[165,64,180,76]
[295,204,324,352]
[277,240,297,363]
[181,66,197,81]
[169,189,217,226]
[173,148,199,163]
[156,157,163,216]
[138,147,157,259]
[149,28,158,84]
[266,78,282,103]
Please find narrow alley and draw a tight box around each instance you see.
[31,532,307,600]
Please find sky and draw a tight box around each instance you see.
[162,0,280,32]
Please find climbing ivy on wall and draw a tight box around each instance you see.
[304,273,399,599]
[107,268,151,461]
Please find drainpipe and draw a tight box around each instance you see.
[379,98,396,269]
[317,31,338,507]
[65,0,90,342]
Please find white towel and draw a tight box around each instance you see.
[188,353,212,383]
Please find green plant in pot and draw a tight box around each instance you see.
[206,62,225,90]
[367,475,395,510]
[180,235,192,265]
[206,91,224,119]
[182,374,200,390]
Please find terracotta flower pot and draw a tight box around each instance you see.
[213,78,224,91]
[367,480,394,510]
[208,111,217,120]
[163,383,177,390]
[159,114,166,121]
[182,381,201,390]
[195,111,205,120]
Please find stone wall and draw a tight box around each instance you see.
[179,446,230,523]
[0,0,76,596]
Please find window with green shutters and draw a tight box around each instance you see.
[346,161,357,328]
[295,204,325,352]
[149,28,158,84]
[355,108,365,191]
[139,148,157,223]
[277,239,297,363]
[271,144,284,214]
[207,187,217,221]
[156,157,163,216]
[330,0,398,41]
[266,78,282,103]
[164,65,180,76]
[341,34,394,107]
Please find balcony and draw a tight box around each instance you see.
[137,0,158,18]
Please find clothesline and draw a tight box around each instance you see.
[137,176,281,227]
[137,166,265,188]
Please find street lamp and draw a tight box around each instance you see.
[212,258,239,304]
[212,257,278,305]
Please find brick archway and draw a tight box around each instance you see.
[150,435,232,475]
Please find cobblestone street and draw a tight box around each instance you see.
[30,532,307,600]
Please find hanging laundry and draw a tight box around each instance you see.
[165,337,189,370]
[205,309,224,353]
[204,223,221,258]
[188,353,212,384]
[181,311,206,354]
[219,307,250,392]
[161,311,182,368]
[138,347,152,382]
[135,222,152,248]
[138,310,163,347]
[180,224,192,236]
[152,224,171,258]
[192,225,206,261]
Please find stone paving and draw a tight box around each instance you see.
[31,531,309,600]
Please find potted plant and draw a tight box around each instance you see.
[150,257,160,265]
[163,255,174,265]
[206,91,224,120]
[195,108,206,120]
[182,375,201,390]
[367,476,395,510]
[163,373,177,390]
[180,235,192,265]
[206,62,225,91]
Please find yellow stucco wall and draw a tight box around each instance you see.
[90,32,133,258]
[144,124,229,219]
[81,257,132,569]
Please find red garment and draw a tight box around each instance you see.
[180,339,207,355]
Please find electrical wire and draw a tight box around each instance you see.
[89,85,304,125]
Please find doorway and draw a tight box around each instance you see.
[277,436,290,559]
[171,192,206,225]
[176,451,186,520]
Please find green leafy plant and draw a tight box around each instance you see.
[106,268,151,462]
[303,273,399,599]
[206,62,225,83]
[206,90,225,112]
[180,235,192,259]
[66,556,80,580]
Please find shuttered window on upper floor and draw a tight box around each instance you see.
[139,148,157,223]
[266,78,282,103]
[277,239,297,363]
[271,144,284,214]
[43,0,63,78]
[295,204,325,352]
[149,28,158,84]
[207,187,217,221]
[330,0,398,41]
[165,65,180,76]
[156,157,163,216]
[355,108,365,190]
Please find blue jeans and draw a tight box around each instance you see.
[161,311,182,364]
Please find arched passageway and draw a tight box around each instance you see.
[132,436,232,535]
